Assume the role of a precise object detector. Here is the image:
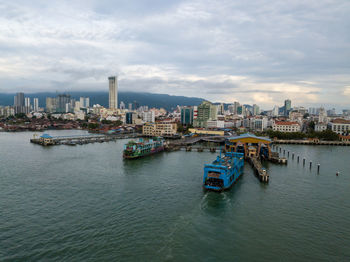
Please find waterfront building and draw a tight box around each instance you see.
[128,103,133,111]
[315,123,327,132]
[188,128,224,136]
[225,133,272,159]
[33,98,39,112]
[339,135,350,142]
[284,99,292,116]
[108,76,118,109]
[14,92,25,114]
[181,106,194,125]
[120,101,125,110]
[273,121,301,132]
[142,122,177,137]
[193,101,217,128]
[328,119,350,135]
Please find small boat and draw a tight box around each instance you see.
[203,152,244,191]
[123,137,165,159]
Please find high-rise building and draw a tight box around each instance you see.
[14,92,25,114]
[272,105,279,117]
[57,94,71,113]
[181,106,194,125]
[109,76,118,109]
[79,97,90,108]
[217,103,224,115]
[25,97,31,114]
[128,103,133,111]
[233,101,240,115]
[46,97,57,113]
[33,98,39,112]
[193,101,217,128]
[284,99,292,116]
[120,101,125,110]
[253,104,260,116]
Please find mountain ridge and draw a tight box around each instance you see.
[0,91,206,111]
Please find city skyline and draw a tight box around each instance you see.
[0,1,349,109]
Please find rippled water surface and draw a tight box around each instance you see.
[1,131,350,261]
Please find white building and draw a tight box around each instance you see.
[142,111,155,123]
[315,123,327,132]
[207,120,225,129]
[328,119,350,135]
[273,121,301,132]
[79,97,90,108]
[318,107,328,123]
[33,98,39,112]
[108,76,118,109]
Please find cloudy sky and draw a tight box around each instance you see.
[0,0,349,109]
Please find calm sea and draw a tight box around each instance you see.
[0,130,349,261]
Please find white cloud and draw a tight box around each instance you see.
[0,0,349,109]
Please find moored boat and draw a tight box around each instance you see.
[123,137,165,159]
[203,152,244,191]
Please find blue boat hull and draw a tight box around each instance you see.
[203,152,244,191]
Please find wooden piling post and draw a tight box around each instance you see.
[309,161,312,169]
[297,156,299,163]
[303,158,305,166]
[292,153,294,160]
[317,164,320,174]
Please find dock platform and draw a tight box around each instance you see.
[30,133,141,146]
[248,157,269,183]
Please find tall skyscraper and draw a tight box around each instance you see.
[25,97,31,114]
[109,76,118,109]
[253,104,260,116]
[46,97,57,113]
[284,99,292,116]
[14,92,25,114]
[181,106,194,125]
[33,98,39,112]
[79,97,90,108]
[57,94,71,113]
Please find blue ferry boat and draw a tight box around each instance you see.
[203,152,244,191]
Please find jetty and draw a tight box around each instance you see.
[30,133,141,146]
[274,139,350,146]
[248,157,269,183]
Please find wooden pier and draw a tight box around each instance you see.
[30,133,141,146]
[248,157,269,183]
[274,140,350,146]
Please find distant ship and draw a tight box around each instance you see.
[203,152,244,191]
[123,137,165,159]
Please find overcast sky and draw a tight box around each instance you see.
[0,0,349,109]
